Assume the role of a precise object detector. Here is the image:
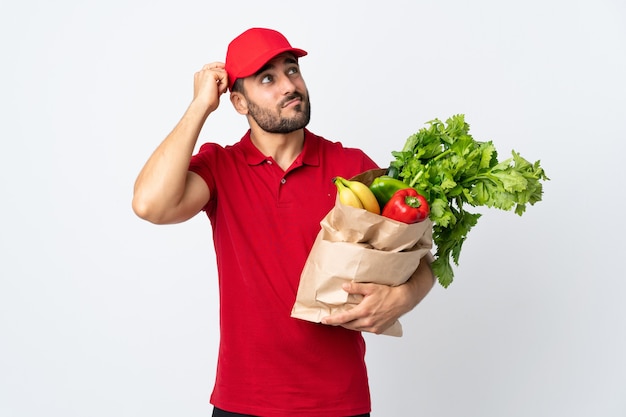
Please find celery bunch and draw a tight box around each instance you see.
[389,114,549,288]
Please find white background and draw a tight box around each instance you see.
[1,0,625,416]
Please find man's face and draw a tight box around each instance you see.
[240,53,311,134]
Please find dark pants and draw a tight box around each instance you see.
[212,406,370,417]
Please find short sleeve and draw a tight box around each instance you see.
[189,142,221,212]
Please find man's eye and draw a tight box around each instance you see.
[288,67,299,75]
[261,75,273,83]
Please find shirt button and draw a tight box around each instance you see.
[280,178,287,184]
[267,160,272,165]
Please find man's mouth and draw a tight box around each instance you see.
[281,95,303,108]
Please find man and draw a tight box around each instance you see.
[132,27,435,417]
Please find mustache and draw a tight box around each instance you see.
[280,93,305,107]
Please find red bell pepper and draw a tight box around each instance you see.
[381,188,430,224]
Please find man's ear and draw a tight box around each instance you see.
[230,92,248,115]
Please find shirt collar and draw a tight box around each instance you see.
[240,129,320,167]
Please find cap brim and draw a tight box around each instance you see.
[229,48,307,90]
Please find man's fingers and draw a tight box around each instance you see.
[321,282,373,325]
[342,281,372,295]
[322,281,400,334]
[322,312,380,333]
[197,63,228,83]
[202,62,225,70]
[193,64,229,101]
[321,310,356,326]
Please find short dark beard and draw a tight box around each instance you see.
[245,91,311,134]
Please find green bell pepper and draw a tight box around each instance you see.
[369,176,417,208]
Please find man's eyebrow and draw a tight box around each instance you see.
[284,57,298,65]
[254,57,298,76]
[254,63,273,76]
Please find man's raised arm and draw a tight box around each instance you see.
[132,63,228,224]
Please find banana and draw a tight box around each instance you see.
[337,177,381,215]
[333,177,363,209]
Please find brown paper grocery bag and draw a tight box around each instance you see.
[291,170,433,337]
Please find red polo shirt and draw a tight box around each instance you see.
[189,129,379,417]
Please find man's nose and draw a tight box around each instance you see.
[277,74,296,94]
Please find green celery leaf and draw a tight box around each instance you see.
[432,257,454,288]
[491,169,528,193]
[472,181,491,206]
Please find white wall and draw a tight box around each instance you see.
[1,0,625,416]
